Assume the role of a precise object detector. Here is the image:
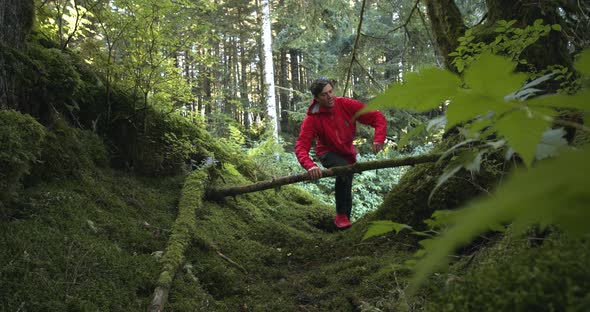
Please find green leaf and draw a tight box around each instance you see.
[424,210,460,229]
[363,220,412,240]
[445,90,514,130]
[409,145,590,293]
[527,90,590,111]
[464,53,528,98]
[461,117,494,139]
[369,68,460,112]
[429,149,486,203]
[398,122,427,150]
[494,107,553,167]
[574,49,590,77]
[551,24,562,31]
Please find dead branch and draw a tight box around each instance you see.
[206,152,442,200]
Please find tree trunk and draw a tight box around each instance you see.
[483,0,571,71]
[261,0,279,140]
[423,0,466,72]
[0,0,34,109]
[239,29,251,130]
[279,48,290,132]
[289,49,301,109]
[206,153,442,200]
[426,0,572,72]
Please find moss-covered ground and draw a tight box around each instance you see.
[2,158,589,311]
[2,33,588,311]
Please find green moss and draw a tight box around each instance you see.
[423,231,590,311]
[373,135,507,230]
[0,110,46,203]
[157,171,206,286]
[27,118,108,184]
[0,169,182,311]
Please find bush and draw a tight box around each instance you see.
[0,110,46,202]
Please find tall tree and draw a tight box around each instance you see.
[261,0,278,140]
[424,0,466,72]
[0,0,34,109]
[425,0,575,72]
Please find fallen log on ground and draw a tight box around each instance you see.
[206,152,443,200]
[148,170,207,312]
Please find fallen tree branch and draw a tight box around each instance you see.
[148,170,207,312]
[206,153,442,200]
[217,250,248,274]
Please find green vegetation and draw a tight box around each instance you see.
[0,110,46,202]
[1,1,589,311]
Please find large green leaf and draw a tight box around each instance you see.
[527,90,590,111]
[464,53,528,98]
[363,220,412,240]
[369,68,460,112]
[494,107,553,167]
[445,90,514,130]
[574,49,590,77]
[409,144,590,293]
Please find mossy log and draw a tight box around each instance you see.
[148,171,207,312]
[205,153,442,200]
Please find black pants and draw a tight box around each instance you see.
[319,152,353,219]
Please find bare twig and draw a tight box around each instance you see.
[343,0,367,96]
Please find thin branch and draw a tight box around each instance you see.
[353,58,384,91]
[387,0,421,35]
[416,5,436,53]
[343,0,368,96]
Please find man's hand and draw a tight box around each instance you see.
[372,142,384,154]
[308,166,322,180]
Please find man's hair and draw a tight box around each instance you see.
[309,77,334,97]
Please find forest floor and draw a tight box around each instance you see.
[2,165,588,311]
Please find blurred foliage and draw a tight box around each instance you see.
[367,34,590,290]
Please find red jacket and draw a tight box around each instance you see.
[295,97,387,170]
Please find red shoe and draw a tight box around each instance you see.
[334,214,352,229]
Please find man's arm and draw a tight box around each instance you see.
[295,116,320,171]
[345,98,388,152]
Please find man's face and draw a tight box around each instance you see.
[315,84,334,108]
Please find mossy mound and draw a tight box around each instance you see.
[0,171,183,311]
[423,230,590,311]
[372,136,507,230]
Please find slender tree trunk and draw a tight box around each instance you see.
[279,48,290,131]
[289,49,301,109]
[261,0,279,140]
[239,27,251,130]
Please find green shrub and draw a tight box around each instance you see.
[0,110,46,202]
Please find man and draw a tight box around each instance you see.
[295,77,387,229]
